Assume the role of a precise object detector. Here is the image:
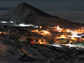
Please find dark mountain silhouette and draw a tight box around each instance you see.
[0,2,83,28]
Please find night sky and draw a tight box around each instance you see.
[0,0,84,23]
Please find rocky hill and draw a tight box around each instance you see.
[0,2,83,28]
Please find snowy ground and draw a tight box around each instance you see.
[0,40,84,63]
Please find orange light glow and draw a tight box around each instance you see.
[71,37,75,40]
[39,26,42,28]
[36,29,39,32]
[66,29,70,32]
[32,25,84,44]
[0,32,2,34]
[58,35,66,39]
[3,32,9,34]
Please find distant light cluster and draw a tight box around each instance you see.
[0,21,14,23]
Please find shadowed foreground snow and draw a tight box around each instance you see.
[0,40,84,63]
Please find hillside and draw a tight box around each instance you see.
[0,2,83,28]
